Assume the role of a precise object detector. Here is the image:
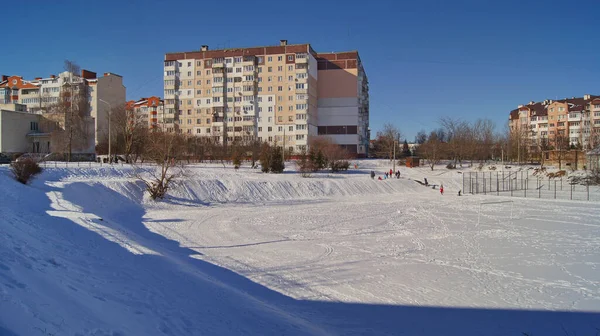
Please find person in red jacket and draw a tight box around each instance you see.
[440,184,444,195]
[389,169,393,176]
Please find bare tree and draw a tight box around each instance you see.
[46,60,92,161]
[439,117,470,166]
[106,104,148,163]
[373,123,402,159]
[415,130,427,145]
[136,131,186,200]
[417,131,445,171]
[553,132,570,170]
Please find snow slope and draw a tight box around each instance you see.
[1,162,599,335]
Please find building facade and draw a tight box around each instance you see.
[509,94,600,152]
[0,70,126,146]
[164,40,369,156]
[0,104,51,155]
[126,96,165,130]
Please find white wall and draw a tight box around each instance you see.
[317,97,359,126]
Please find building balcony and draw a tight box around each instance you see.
[295,57,308,64]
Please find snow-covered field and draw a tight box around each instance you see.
[1,161,599,335]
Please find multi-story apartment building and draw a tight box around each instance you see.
[126,96,165,130]
[509,94,600,151]
[0,70,126,146]
[164,40,369,156]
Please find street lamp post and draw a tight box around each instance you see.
[392,139,397,173]
[99,99,112,163]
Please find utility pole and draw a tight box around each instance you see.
[392,139,397,173]
[99,99,112,164]
[283,126,286,163]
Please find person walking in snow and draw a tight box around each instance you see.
[370,170,375,179]
[389,169,393,177]
[424,178,428,186]
[440,184,444,195]
[378,176,382,180]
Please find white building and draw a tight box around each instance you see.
[0,70,126,147]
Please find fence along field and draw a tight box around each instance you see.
[463,167,598,202]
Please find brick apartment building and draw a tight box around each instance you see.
[509,94,600,151]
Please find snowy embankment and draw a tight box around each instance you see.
[1,161,599,336]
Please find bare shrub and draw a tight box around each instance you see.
[135,131,185,200]
[11,158,42,184]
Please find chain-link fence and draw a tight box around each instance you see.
[462,171,599,202]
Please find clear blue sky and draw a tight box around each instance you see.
[3,0,599,141]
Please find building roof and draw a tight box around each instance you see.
[511,95,600,119]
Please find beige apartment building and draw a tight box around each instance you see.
[509,94,600,153]
[164,40,369,156]
[0,69,126,147]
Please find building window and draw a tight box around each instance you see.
[30,122,39,131]
[267,57,272,62]
[278,106,283,112]
[268,67,272,72]
[278,66,282,71]
[278,56,282,61]
[278,86,283,92]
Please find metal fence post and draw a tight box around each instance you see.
[548,178,550,190]
[560,178,563,191]
[554,180,557,199]
[497,178,499,196]
[483,174,486,194]
[524,180,527,198]
[539,182,541,198]
[587,183,590,201]
[476,173,479,194]
[489,172,492,192]
[510,177,513,197]
[570,183,573,200]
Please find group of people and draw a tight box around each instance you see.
[369,169,449,196]
[371,169,401,180]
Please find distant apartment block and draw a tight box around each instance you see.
[0,70,126,146]
[126,96,165,130]
[164,40,369,156]
[509,94,600,151]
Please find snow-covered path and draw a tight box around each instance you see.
[1,163,599,335]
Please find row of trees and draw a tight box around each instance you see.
[372,117,592,171]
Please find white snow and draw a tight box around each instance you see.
[0,161,599,335]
